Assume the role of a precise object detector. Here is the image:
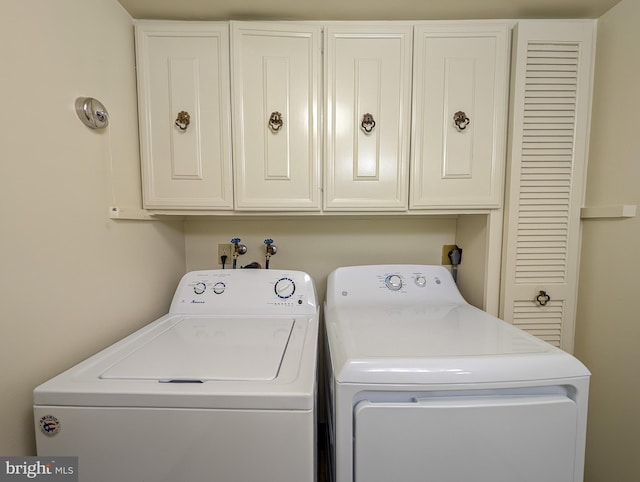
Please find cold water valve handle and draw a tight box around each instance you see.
[231,238,247,269]
[264,239,277,269]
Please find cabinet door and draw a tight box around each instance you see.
[324,25,413,211]
[135,22,233,210]
[410,24,509,209]
[500,21,595,352]
[231,22,321,211]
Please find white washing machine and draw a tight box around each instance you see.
[324,265,590,482]
[34,269,319,482]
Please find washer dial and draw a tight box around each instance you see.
[193,282,206,295]
[385,274,403,291]
[275,277,296,299]
[213,282,226,294]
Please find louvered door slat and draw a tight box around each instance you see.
[513,300,564,345]
[501,21,595,352]
[518,32,577,286]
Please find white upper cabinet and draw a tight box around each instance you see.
[410,24,510,209]
[231,22,322,211]
[135,22,233,210]
[324,25,413,211]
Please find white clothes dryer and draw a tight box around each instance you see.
[34,269,319,482]
[324,265,589,482]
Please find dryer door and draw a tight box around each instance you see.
[354,394,578,482]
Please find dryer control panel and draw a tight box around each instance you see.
[169,269,318,315]
[326,265,466,309]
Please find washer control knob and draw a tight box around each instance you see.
[415,275,427,287]
[385,274,403,291]
[275,277,296,299]
[193,282,206,295]
[213,282,226,295]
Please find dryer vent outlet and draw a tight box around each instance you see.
[441,245,458,265]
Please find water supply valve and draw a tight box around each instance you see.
[264,239,277,269]
[231,238,247,269]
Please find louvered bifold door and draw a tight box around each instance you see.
[501,21,595,352]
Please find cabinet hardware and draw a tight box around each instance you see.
[361,113,376,134]
[175,111,191,131]
[453,110,470,131]
[268,111,283,132]
[535,290,551,307]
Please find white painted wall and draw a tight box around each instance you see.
[574,0,640,480]
[0,0,186,455]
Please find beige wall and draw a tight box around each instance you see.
[574,0,640,480]
[184,216,460,304]
[0,0,186,455]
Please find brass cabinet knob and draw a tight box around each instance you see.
[175,111,191,131]
[268,111,283,132]
[536,290,551,307]
[361,113,376,134]
[453,111,470,131]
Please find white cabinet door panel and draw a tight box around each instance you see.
[136,22,233,210]
[325,26,412,210]
[232,22,321,210]
[410,25,509,209]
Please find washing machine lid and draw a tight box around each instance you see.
[326,303,590,384]
[101,317,294,382]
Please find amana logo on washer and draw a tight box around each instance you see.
[39,415,60,436]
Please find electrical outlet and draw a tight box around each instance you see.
[217,243,232,265]
[441,245,458,265]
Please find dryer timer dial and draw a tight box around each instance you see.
[385,274,403,291]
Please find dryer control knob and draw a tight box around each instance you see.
[385,274,403,291]
[415,275,427,287]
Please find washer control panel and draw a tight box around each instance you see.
[169,269,317,315]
